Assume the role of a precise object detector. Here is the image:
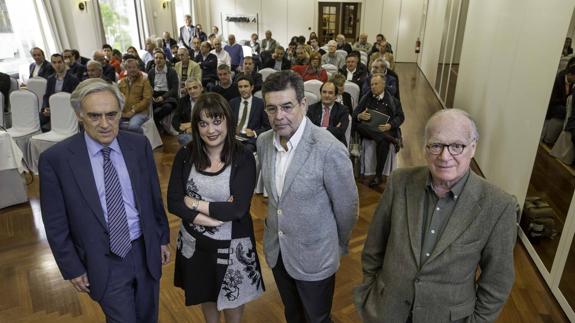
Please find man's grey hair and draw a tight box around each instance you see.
[424,108,480,143]
[70,78,125,113]
[217,64,231,73]
[86,60,103,71]
[327,40,337,47]
[185,78,202,86]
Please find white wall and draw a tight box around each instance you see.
[395,0,425,62]
[452,0,575,204]
[418,0,448,88]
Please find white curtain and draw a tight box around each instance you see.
[38,0,71,51]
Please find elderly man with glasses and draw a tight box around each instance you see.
[355,108,518,323]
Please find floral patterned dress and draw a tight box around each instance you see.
[174,165,264,310]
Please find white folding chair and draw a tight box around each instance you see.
[336,49,348,61]
[258,68,276,82]
[29,93,78,174]
[360,139,397,177]
[360,51,368,65]
[242,45,253,57]
[142,103,163,149]
[305,91,319,105]
[26,77,47,112]
[344,81,360,109]
[322,64,338,75]
[7,90,42,165]
[304,79,323,99]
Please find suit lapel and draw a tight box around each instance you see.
[67,133,108,231]
[406,168,428,268]
[267,134,279,202]
[426,173,482,264]
[280,121,313,202]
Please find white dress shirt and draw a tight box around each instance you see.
[210,49,231,67]
[273,117,307,197]
[237,96,253,133]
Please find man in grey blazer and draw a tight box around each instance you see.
[257,70,358,323]
[355,109,518,323]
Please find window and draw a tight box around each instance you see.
[99,0,140,52]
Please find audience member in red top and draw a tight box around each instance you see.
[291,51,328,82]
[102,44,121,74]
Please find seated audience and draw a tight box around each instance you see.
[71,49,89,66]
[286,41,298,65]
[174,78,203,145]
[29,47,55,79]
[85,60,111,82]
[229,74,270,152]
[63,49,86,81]
[163,31,178,53]
[211,38,231,68]
[196,41,218,88]
[306,81,350,146]
[93,50,117,82]
[331,73,354,114]
[352,73,404,187]
[102,44,121,73]
[545,64,575,144]
[369,41,395,70]
[291,51,328,82]
[339,51,368,90]
[170,44,180,65]
[322,40,345,69]
[40,53,80,132]
[211,25,223,44]
[142,38,156,65]
[370,34,393,55]
[225,34,244,72]
[118,58,153,133]
[154,37,173,61]
[292,45,310,66]
[263,46,291,71]
[336,34,353,54]
[126,46,146,70]
[211,64,240,101]
[353,33,372,53]
[175,48,202,97]
[148,50,180,135]
[234,56,262,92]
[362,57,400,101]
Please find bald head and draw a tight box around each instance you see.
[424,109,479,144]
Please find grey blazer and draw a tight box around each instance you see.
[256,118,358,281]
[354,167,518,323]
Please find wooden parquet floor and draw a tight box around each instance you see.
[0,63,569,322]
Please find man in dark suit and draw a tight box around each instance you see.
[162,31,178,53]
[362,58,400,101]
[93,50,117,82]
[40,54,80,132]
[263,46,291,71]
[148,50,180,135]
[353,74,404,187]
[234,56,263,92]
[179,14,196,53]
[63,49,87,81]
[338,51,368,91]
[29,47,55,79]
[355,109,517,323]
[195,41,218,89]
[229,74,270,152]
[39,78,170,323]
[336,34,353,54]
[307,81,350,146]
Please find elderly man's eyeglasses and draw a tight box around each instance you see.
[264,103,296,115]
[426,143,468,156]
[84,111,119,122]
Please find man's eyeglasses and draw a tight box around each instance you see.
[84,111,120,123]
[425,143,469,156]
[264,103,296,115]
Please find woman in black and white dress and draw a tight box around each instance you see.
[168,92,264,323]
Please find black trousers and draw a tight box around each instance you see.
[272,253,335,323]
[356,123,391,177]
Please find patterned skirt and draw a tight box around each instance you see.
[174,222,264,310]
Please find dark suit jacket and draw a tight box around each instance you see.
[195,53,218,82]
[307,101,350,146]
[174,95,194,130]
[68,62,87,81]
[147,67,180,104]
[261,38,278,52]
[263,57,291,70]
[229,96,270,146]
[42,71,80,108]
[355,167,517,323]
[362,73,400,101]
[0,72,10,108]
[39,131,170,301]
[337,43,353,54]
[547,70,570,119]
[103,64,117,82]
[29,61,55,79]
[339,63,368,89]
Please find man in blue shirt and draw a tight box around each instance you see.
[224,34,244,72]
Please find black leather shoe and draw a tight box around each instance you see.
[369,176,383,187]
